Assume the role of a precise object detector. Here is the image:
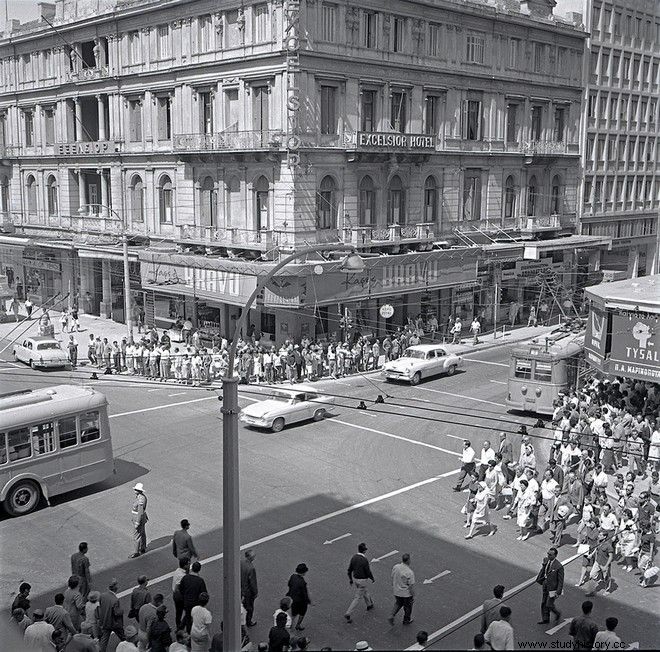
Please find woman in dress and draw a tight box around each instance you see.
[516,479,535,541]
[574,512,599,586]
[286,563,311,631]
[465,481,496,539]
[648,419,660,473]
[617,509,639,572]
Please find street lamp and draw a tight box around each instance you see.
[221,244,364,651]
[77,204,134,343]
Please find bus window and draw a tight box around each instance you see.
[58,416,78,449]
[534,362,552,382]
[0,434,6,464]
[80,412,100,443]
[31,423,56,455]
[8,427,32,461]
[514,360,532,379]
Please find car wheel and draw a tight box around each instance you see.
[13,351,18,361]
[313,408,326,421]
[29,360,36,369]
[446,365,457,376]
[410,372,421,386]
[4,480,41,516]
[271,417,285,433]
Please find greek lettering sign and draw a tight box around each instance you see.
[347,132,436,150]
[501,259,563,280]
[584,306,608,365]
[56,141,119,156]
[608,311,659,381]
[379,304,394,319]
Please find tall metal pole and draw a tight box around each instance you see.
[122,231,134,344]
[221,243,360,652]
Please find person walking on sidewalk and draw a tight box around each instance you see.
[240,549,258,628]
[130,483,148,558]
[388,553,415,626]
[344,542,375,623]
[60,309,69,333]
[71,542,92,599]
[67,334,79,367]
[527,305,538,327]
[25,297,33,319]
[451,318,462,344]
[87,334,96,366]
[536,547,563,624]
[470,317,481,345]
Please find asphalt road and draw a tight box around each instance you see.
[1,342,657,651]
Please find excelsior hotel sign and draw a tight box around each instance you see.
[346,132,436,150]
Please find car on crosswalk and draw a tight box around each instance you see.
[13,336,71,370]
[239,386,335,432]
[381,344,463,385]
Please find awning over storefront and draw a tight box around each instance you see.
[482,234,612,261]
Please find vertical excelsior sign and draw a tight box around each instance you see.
[285,0,301,169]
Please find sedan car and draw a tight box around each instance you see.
[239,386,335,432]
[13,336,71,369]
[381,344,463,385]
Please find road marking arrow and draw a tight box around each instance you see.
[627,643,639,650]
[323,533,352,545]
[371,550,399,563]
[545,618,572,635]
[423,570,451,585]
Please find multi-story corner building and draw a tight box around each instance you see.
[0,0,610,342]
[564,0,659,278]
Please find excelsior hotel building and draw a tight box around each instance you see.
[0,0,611,342]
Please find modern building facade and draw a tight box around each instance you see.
[0,0,611,343]
[564,0,659,277]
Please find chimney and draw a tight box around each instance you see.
[566,11,584,28]
[520,0,556,18]
[38,2,56,22]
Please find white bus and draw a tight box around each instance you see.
[0,385,114,516]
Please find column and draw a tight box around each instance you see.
[34,104,43,148]
[100,259,112,318]
[74,98,83,141]
[78,170,86,211]
[97,95,106,141]
[99,169,109,216]
[523,98,530,142]
[627,247,640,278]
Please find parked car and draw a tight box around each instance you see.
[381,344,463,385]
[13,336,71,370]
[239,386,335,432]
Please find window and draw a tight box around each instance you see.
[321,3,338,42]
[80,411,100,443]
[0,113,6,147]
[623,55,630,83]
[504,175,516,218]
[225,177,240,227]
[361,90,376,132]
[58,416,77,449]
[466,33,484,64]
[531,105,543,141]
[200,176,217,227]
[130,175,145,222]
[614,11,622,36]
[26,175,37,215]
[129,31,141,64]
[424,95,439,136]
[42,50,53,78]
[159,175,173,224]
[225,89,239,130]
[428,23,440,57]
[359,176,375,225]
[8,427,31,461]
[553,107,565,142]
[47,176,58,216]
[508,38,519,68]
[463,99,482,141]
[157,25,171,59]
[603,8,611,33]
[514,360,532,379]
[527,175,538,216]
[506,104,518,144]
[24,110,34,147]
[44,108,55,145]
[317,176,337,230]
[320,85,337,135]
[31,422,55,455]
[390,91,407,133]
[128,99,142,142]
[423,176,437,222]
[199,91,214,135]
[198,14,212,52]
[534,43,544,73]
[254,4,269,42]
[601,52,610,78]
[392,16,404,52]
[157,96,172,140]
[254,176,269,230]
[363,11,376,48]
[534,362,552,382]
[387,175,405,225]
[551,175,562,214]
[462,169,482,221]
[0,176,9,215]
[557,47,566,73]
[0,434,5,465]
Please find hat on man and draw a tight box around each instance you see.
[295,563,309,574]
[133,482,144,492]
[355,642,373,651]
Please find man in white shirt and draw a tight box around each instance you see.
[484,605,515,650]
[478,440,496,481]
[388,553,415,626]
[23,609,55,651]
[454,440,477,492]
[538,470,559,531]
[116,624,139,651]
[593,616,621,648]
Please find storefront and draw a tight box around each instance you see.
[0,240,27,298]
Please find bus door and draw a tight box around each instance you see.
[56,414,82,488]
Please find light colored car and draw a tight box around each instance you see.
[381,344,463,385]
[239,386,335,432]
[13,336,71,370]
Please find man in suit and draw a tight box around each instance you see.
[172,519,198,561]
[536,547,564,624]
[241,549,259,628]
[70,542,92,599]
[498,432,514,482]
[179,561,207,633]
[98,578,125,652]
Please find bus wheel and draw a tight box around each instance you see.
[4,480,41,516]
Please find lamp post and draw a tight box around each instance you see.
[222,244,365,651]
[77,204,133,343]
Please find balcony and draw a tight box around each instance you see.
[519,141,578,156]
[518,213,577,233]
[0,145,19,158]
[342,222,436,246]
[66,66,109,82]
[173,130,285,152]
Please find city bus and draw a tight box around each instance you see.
[506,327,585,415]
[0,385,113,516]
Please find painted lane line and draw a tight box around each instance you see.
[323,533,352,545]
[110,396,216,418]
[546,618,572,635]
[423,570,451,585]
[371,550,399,563]
[464,359,509,368]
[489,380,507,385]
[406,551,582,650]
[0,368,19,373]
[117,468,459,600]
[418,387,506,408]
[167,392,188,397]
[332,418,462,458]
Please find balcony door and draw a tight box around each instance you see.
[254,176,269,231]
[253,86,269,146]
